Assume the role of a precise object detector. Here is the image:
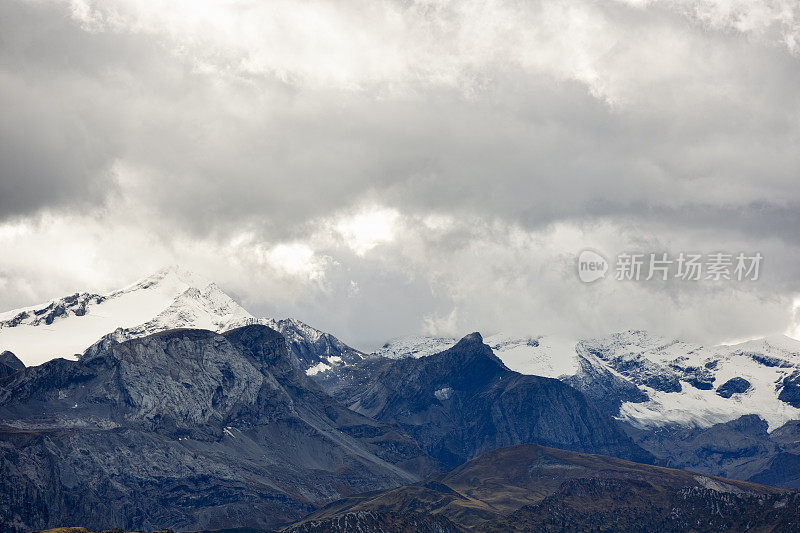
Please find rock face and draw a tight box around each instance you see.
[562,348,649,415]
[716,376,752,398]
[0,325,432,532]
[626,414,800,490]
[325,332,653,468]
[0,351,24,379]
[284,511,460,533]
[259,317,364,375]
[778,370,800,408]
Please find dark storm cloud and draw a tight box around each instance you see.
[2,0,798,239]
[0,0,190,220]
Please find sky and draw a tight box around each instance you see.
[1,0,800,350]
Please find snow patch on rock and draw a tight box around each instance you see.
[306,362,331,376]
[434,387,453,401]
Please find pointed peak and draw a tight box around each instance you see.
[455,332,483,346]
[118,266,211,294]
[433,331,507,370]
[0,350,25,370]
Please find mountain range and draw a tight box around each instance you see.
[3,267,800,530]
[320,332,652,468]
[0,267,361,376]
[8,267,797,439]
[371,331,800,488]
[0,324,430,531]
[375,331,800,430]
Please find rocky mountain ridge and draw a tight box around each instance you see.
[0,324,431,532]
[318,332,654,468]
[0,268,365,381]
[375,330,800,431]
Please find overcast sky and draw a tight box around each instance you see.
[1,0,800,349]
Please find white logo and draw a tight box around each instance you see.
[578,250,608,283]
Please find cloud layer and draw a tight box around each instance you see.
[1,0,799,349]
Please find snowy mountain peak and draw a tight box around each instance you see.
[109,283,254,344]
[0,267,247,366]
[113,265,212,295]
[0,266,365,382]
[726,334,800,357]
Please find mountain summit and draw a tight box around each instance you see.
[325,332,654,468]
[0,266,251,366]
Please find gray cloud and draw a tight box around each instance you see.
[1,0,799,348]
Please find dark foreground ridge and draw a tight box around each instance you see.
[35,444,800,532]
[293,443,800,532]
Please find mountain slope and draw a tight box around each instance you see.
[28,444,800,532]
[296,443,796,532]
[624,413,800,490]
[325,332,653,468]
[0,325,432,532]
[258,317,364,375]
[498,478,800,532]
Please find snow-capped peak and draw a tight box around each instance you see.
[112,265,212,295]
[110,283,254,342]
[0,267,250,366]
